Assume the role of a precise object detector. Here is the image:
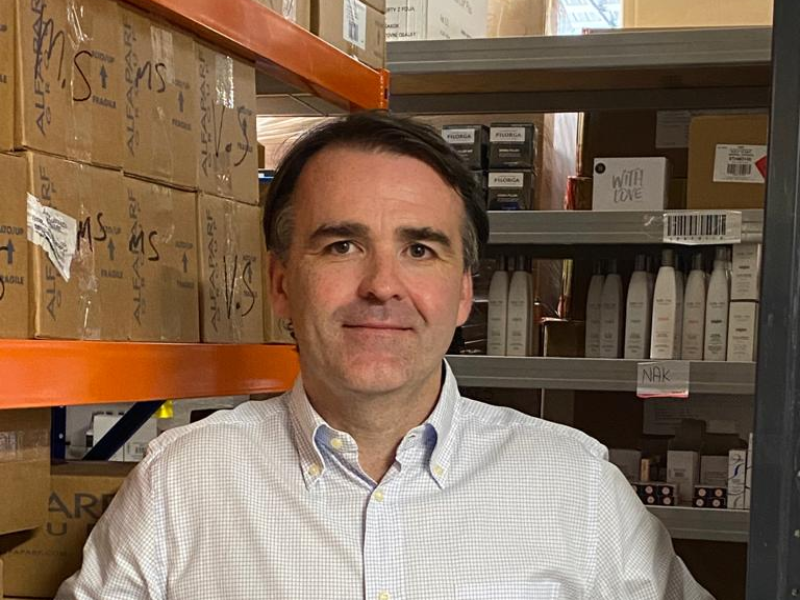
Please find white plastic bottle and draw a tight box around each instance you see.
[585,262,605,358]
[600,260,624,358]
[650,249,678,359]
[681,254,707,360]
[624,255,652,359]
[487,256,510,356]
[704,247,731,361]
[673,255,684,359]
[506,256,533,356]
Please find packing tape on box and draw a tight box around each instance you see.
[215,54,235,109]
[26,193,78,282]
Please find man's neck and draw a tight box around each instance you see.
[301,369,442,483]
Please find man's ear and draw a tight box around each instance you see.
[456,269,474,327]
[268,252,291,320]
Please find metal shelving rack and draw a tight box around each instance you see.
[388,27,773,558]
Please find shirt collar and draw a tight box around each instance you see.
[286,359,462,490]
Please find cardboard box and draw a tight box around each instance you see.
[0,0,14,150]
[312,0,386,69]
[592,157,670,211]
[196,44,259,204]
[623,0,772,28]
[489,123,537,169]
[578,111,690,178]
[0,153,29,338]
[687,114,769,210]
[441,125,488,170]
[731,243,762,302]
[667,450,700,503]
[26,153,127,340]
[124,178,200,342]
[1,461,135,599]
[198,194,265,343]
[256,0,313,28]
[0,409,50,535]
[387,0,488,41]
[700,455,729,487]
[487,0,547,37]
[6,0,123,166]
[121,9,199,188]
[487,171,533,210]
[727,301,759,363]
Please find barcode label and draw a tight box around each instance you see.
[714,144,767,183]
[663,211,743,245]
[343,0,367,50]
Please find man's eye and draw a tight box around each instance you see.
[409,244,432,259]
[330,241,353,255]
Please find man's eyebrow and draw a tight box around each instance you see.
[397,226,453,248]
[309,222,371,244]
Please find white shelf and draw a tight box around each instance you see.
[648,506,749,543]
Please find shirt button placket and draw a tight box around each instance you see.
[363,483,403,600]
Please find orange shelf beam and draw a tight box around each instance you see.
[0,341,300,409]
[126,0,388,111]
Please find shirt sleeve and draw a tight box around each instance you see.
[54,459,164,600]
[589,460,716,600]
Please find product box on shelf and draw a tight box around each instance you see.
[311,0,386,69]
[745,433,753,509]
[256,0,313,29]
[0,461,135,599]
[693,485,727,509]
[0,153,29,339]
[687,113,769,210]
[198,194,265,343]
[623,0,772,29]
[633,482,677,506]
[541,319,585,357]
[487,171,534,210]
[0,410,50,537]
[667,450,700,503]
[1,0,124,167]
[592,157,670,211]
[442,125,488,170]
[731,243,762,302]
[196,44,259,205]
[727,301,759,362]
[25,152,127,340]
[121,7,199,188]
[489,123,537,169]
[700,455,729,487]
[727,447,747,510]
[387,0,488,41]
[567,176,687,211]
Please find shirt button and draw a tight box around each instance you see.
[330,438,343,450]
[433,465,444,477]
[373,489,385,503]
[307,464,321,477]
[378,592,390,600]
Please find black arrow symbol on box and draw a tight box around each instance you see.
[0,239,14,265]
[108,238,116,261]
[100,65,108,89]
[182,252,188,273]
[178,90,184,113]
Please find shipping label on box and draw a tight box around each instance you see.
[592,157,670,211]
[0,0,14,150]
[713,144,768,184]
[0,154,29,338]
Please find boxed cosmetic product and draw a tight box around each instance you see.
[687,114,769,210]
[609,449,642,482]
[693,485,727,509]
[731,243,762,302]
[727,448,747,509]
[1,461,135,599]
[0,409,50,536]
[745,432,753,509]
[633,482,677,506]
[196,43,258,204]
[700,455,729,487]
[592,157,670,211]
[312,0,386,69]
[387,0,488,41]
[541,319,585,357]
[489,123,537,169]
[442,125,489,170]
[726,301,759,362]
[487,171,533,210]
[667,450,700,503]
[0,153,29,338]
[623,0,772,29]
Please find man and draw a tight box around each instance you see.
[58,112,712,599]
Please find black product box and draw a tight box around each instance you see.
[489,123,537,169]
[634,482,677,506]
[487,171,534,210]
[693,485,727,508]
[442,125,489,170]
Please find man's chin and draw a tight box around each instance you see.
[334,358,415,395]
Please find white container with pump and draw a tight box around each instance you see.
[704,247,731,361]
[650,249,678,359]
[599,260,624,358]
[673,255,685,359]
[506,256,533,356]
[487,257,510,356]
[624,254,652,359]
[585,262,605,358]
[681,254,707,360]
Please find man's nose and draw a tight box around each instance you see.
[357,250,407,302]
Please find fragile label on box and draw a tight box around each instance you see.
[637,360,690,399]
[713,144,768,184]
[26,193,78,282]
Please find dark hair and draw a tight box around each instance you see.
[262,111,489,272]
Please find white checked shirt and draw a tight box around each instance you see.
[57,362,713,600]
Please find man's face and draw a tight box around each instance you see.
[269,146,473,396]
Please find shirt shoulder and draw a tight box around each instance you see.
[456,396,609,462]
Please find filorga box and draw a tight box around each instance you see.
[489,123,537,169]
[442,125,488,170]
[487,171,533,210]
[592,157,671,211]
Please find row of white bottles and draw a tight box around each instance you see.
[585,247,732,361]
[487,256,535,356]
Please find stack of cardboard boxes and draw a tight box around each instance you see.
[312,0,386,69]
[0,0,267,344]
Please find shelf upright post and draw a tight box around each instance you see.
[746,1,800,596]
